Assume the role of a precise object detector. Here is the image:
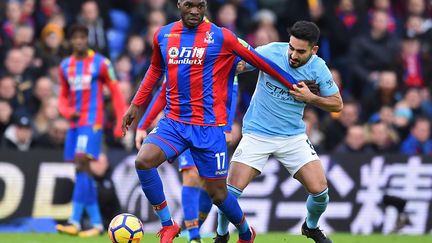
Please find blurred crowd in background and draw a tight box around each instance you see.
[0,0,432,156]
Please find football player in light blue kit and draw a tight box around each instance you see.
[215,21,343,243]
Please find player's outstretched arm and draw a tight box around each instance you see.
[224,29,297,90]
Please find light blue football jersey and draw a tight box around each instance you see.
[242,42,339,137]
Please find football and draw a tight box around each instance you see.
[108,213,144,243]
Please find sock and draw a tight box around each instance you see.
[306,188,329,229]
[198,188,212,227]
[217,185,242,235]
[83,173,103,229]
[216,191,251,240]
[70,172,87,228]
[182,186,200,240]
[136,168,172,226]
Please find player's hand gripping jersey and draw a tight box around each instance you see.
[132,19,298,126]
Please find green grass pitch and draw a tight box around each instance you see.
[0,233,430,243]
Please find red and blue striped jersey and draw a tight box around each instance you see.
[132,19,298,126]
[58,50,127,136]
[137,76,239,132]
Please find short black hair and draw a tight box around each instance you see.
[290,21,320,46]
[68,24,88,38]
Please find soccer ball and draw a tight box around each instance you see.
[108,213,144,243]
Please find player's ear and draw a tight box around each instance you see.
[312,45,319,55]
[177,0,181,8]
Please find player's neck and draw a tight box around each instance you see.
[73,49,89,59]
[181,20,204,29]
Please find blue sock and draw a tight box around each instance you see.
[217,185,242,235]
[198,188,212,227]
[70,172,87,227]
[83,174,102,229]
[216,191,251,240]
[136,168,172,226]
[182,186,200,240]
[306,188,329,229]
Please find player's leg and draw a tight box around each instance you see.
[216,134,272,240]
[57,127,82,235]
[277,134,331,242]
[178,150,202,242]
[190,127,255,242]
[77,126,104,237]
[135,118,186,240]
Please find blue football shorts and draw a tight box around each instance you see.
[144,117,228,179]
[64,126,102,161]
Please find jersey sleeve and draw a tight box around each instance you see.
[137,82,167,130]
[132,28,165,106]
[58,66,75,119]
[315,62,339,97]
[243,44,268,72]
[101,58,128,137]
[223,28,298,89]
[223,76,239,132]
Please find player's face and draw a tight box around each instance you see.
[178,0,207,28]
[288,36,318,68]
[70,31,88,53]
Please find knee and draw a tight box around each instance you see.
[182,169,201,187]
[208,188,227,205]
[75,155,90,172]
[308,178,328,195]
[135,156,153,170]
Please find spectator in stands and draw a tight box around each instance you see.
[368,121,399,153]
[0,99,13,138]
[325,0,365,66]
[2,1,24,41]
[125,34,149,83]
[348,9,400,98]
[0,76,17,103]
[2,48,35,112]
[30,76,54,115]
[1,113,35,151]
[367,0,401,34]
[335,124,372,153]
[131,0,178,34]
[400,116,432,155]
[323,100,360,152]
[147,9,167,28]
[393,100,413,139]
[33,97,58,136]
[114,54,132,84]
[36,23,67,66]
[35,0,62,34]
[397,34,431,88]
[35,117,68,149]
[216,3,239,33]
[361,70,400,121]
[77,0,108,55]
[12,24,34,47]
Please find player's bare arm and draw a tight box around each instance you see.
[122,104,140,136]
[289,82,343,112]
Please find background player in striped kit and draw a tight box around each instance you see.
[56,24,127,237]
[135,76,239,243]
[216,21,343,243]
[121,0,302,242]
